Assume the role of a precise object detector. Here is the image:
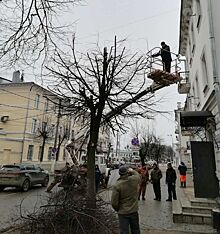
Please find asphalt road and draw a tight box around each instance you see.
[0,180,53,230]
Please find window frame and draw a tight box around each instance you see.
[27,145,34,161]
[48,147,53,161]
[34,94,40,109]
[31,119,37,133]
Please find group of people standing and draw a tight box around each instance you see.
[111,162,187,234]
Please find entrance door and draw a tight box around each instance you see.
[190,141,219,198]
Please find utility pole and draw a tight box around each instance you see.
[51,99,61,172]
[115,130,119,162]
[54,99,61,161]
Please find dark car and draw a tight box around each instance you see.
[0,164,49,192]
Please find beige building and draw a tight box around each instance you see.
[0,72,69,170]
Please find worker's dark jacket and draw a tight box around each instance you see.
[166,168,177,184]
[178,165,187,175]
[111,170,141,214]
[153,45,172,62]
[160,45,172,62]
[150,167,162,183]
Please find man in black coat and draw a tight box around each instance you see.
[152,41,172,73]
[165,162,177,201]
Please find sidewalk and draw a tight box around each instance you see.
[139,167,216,233]
[101,167,218,233]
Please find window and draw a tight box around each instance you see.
[201,53,208,85]
[50,124,55,137]
[31,119,37,133]
[190,23,195,54]
[34,94,40,109]
[44,98,49,112]
[48,147,53,161]
[195,76,201,107]
[196,0,202,28]
[42,121,47,131]
[27,145,34,161]
[38,146,43,161]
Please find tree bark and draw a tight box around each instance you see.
[86,119,100,208]
[40,136,46,162]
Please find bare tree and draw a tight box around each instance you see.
[0,0,80,67]
[139,133,154,165]
[45,37,164,208]
[36,117,54,162]
[150,136,165,163]
[56,122,69,161]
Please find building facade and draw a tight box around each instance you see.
[178,0,220,182]
[0,74,69,170]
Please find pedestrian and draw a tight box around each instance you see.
[111,166,141,234]
[95,164,101,192]
[165,162,177,201]
[137,164,149,200]
[152,41,172,73]
[104,167,111,188]
[178,162,187,188]
[150,163,162,201]
[46,162,70,193]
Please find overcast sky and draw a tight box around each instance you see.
[71,0,185,147]
[1,0,185,148]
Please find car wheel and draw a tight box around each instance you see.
[0,186,5,192]
[22,179,30,192]
[42,176,49,187]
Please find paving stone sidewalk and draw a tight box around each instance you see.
[103,167,218,234]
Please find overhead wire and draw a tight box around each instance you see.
[0,87,56,108]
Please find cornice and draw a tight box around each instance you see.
[179,0,193,55]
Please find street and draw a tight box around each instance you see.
[0,167,217,234]
[0,181,52,230]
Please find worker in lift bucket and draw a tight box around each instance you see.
[152,41,172,73]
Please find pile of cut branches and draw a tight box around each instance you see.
[18,190,118,234]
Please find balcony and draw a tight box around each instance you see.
[178,79,191,94]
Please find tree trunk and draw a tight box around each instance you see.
[86,121,100,208]
[40,137,46,162]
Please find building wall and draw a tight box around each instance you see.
[0,82,68,168]
[179,0,220,180]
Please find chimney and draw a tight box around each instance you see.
[12,70,21,83]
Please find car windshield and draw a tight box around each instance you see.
[1,165,21,171]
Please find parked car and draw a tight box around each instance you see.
[0,164,49,192]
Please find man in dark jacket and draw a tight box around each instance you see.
[178,162,187,188]
[150,163,162,201]
[111,166,141,234]
[152,41,172,73]
[95,165,101,192]
[165,162,177,201]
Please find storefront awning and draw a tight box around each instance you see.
[180,111,214,127]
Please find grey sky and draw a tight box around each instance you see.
[0,0,185,147]
[72,0,185,147]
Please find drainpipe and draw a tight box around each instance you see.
[21,84,34,162]
[208,0,219,95]
[208,0,220,185]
